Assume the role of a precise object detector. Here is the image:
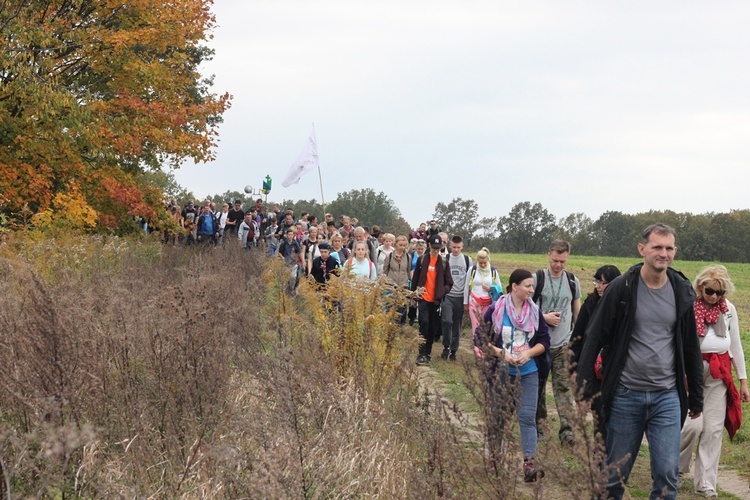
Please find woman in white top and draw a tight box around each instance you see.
[464,248,503,357]
[375,233,395,276]
[344,240,377,281]
[679,265,749,497]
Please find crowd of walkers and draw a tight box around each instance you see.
[160,200,748,497]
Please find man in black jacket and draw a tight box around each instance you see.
[411,235,453,366]
[577,223,703,500]
[309,243,339,285]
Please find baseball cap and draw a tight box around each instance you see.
[429,235,442,249]
[318,242,331,250]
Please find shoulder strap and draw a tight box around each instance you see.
[369,259,374,278]
[532,269,545,306]
[564,271,577,312]
[464,254,470,269]
[469,265,477,288]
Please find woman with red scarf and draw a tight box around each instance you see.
[679,265,749,497]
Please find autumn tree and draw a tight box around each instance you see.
[0,0,230,232]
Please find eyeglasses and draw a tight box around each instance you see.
[593,279,608,286]
[704,288,725,297]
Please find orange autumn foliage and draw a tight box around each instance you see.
[0,0,231,232]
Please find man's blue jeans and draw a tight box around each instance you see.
[605,384,681,500]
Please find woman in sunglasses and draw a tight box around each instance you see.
[679,265,749,497]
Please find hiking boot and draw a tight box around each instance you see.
[415,355,430,366]
[441,348,450,360]
[449,351,457,361]
[523,459,544,482]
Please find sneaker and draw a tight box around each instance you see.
[696,490,717,498]
[523,459,544,483]
[415,355,430,366]
[441,348,450,360]
[449,351,457,361]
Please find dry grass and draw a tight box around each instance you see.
[0,235,689,498]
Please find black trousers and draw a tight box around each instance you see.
[417,300,441,357]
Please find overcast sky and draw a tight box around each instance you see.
[173,1,750,227]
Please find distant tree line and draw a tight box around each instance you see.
[434,198,750,263]
[180,183,750,263]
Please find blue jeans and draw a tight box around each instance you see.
[487,369,539,460]
[605,384,681,500]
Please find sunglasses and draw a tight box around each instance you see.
[704,288,725,297]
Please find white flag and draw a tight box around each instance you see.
[281,129,319,187]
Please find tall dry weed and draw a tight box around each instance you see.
[0,236,534,497]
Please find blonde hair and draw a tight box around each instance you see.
[476,247,491,262]
[395,235,408,245]
[693,265,735,297]
[353,240,369,258]
[383,233,395,242]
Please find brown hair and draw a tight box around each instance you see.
[549,239,571,254]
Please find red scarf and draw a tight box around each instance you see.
[694,297,728,336]
[702,351,743,440]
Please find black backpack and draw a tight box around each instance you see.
[532,269,577,313]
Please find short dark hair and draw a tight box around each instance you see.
[451,235,463,244]
[641,223,677,245]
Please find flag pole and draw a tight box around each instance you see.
[314,123,326,216]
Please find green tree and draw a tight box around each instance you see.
[675,212,713,261]
[497,202,557,253]
[591,211,639,257]
[327,189,404,233]
[709,210,750,263]
[432,197,481,245]
[556,212,595,255]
